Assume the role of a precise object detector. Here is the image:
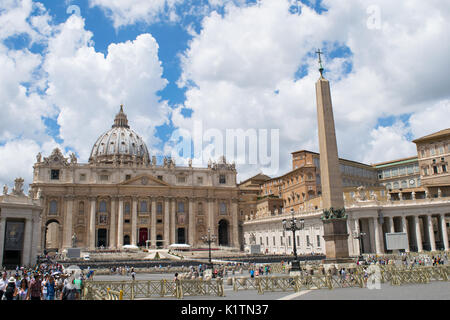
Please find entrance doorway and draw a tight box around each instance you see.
[123,235,130,245]
[177,228,186,244]
[97,229,107,248]
[139,228,148,246]
[156,234,163,248]
[2,220,25,267]
[218,220,229,246]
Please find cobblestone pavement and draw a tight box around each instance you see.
[91,273,450,300]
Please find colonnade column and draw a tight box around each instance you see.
[89,197,96,250]
[188,198,195,246]
[117,197,124,248]
[440,214,449,251]
[164,198,170,248]
[414,215,423,252]
[0,217,5,266]
[170,198,176,244]
[109,197,116,249]
[232,200,239,248]
[373,217,383,255]
[427,215,436,251]
[151,198,156,249]
[131,197,137,246]
[63,196,74,249]
[401,216,410,253]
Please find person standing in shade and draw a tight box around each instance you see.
[4,277,17,300]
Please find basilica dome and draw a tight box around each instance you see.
[89,105,150,164]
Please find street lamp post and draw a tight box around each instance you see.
[282,209,304,273]
[353,231,366,262]
[201,228,217,270]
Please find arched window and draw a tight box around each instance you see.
[401,180,408,188]
[49,200,58,215]
[178,201,185,213]
[99,200,107,213]
[393,182,399,189]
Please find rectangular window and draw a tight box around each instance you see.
[219,202,227,214]
[383,170,391,178]
[178,202,185,213]
[197,177,203,184]
[423,167,428,176]
[125,202,130,214]
[125,174,131,180]
[399,167,406,175]
[273,236,276,246]
[157,219,163,224]
[51,169,60,180]
[306,235,310,246]
[288,236,291,247]
[100,175,109,181]
[260,237,263,245]
[219,174,226,184]
[439,146,444,154]
[266,237,269,246]
[317,235,321,247]
[79,174,86,181]
[430,147,435,156]
[139,201,148,213]
[157,175,163,181]
[407,166,413,174]
[391,168,398,176]
[177,176,186,183]
[433,166,438,174]
[280,236,284,246]
[157,203,163,214]
[421,149,425,158]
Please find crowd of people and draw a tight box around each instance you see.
[0,257,91,301]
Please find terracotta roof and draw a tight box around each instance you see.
[412,128,450,143]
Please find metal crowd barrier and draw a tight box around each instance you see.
[231,265,449,294]
[82,278,225,300]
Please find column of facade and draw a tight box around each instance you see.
[232,199,239,248]
[164,198,170,248]
[117,197,124,248]
[151,198,157,249]
[427,215,436,251]
[373,217,383,254]
[31,213,41,264]
[131,197,137,246]
[440,214,449,251]
[208,198,214,231]
[401,216,410,252]
[22,218,33,266]
[388,216,395,233]
[353,219,361,255]
[63,196,74,249]
[414,215,423,252]
[170,198,176,244]
[188,198,195,246]
[109,197,116,249]
[0,217,5,266]
[89,197,96,250]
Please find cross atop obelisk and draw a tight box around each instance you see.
[315,48,324,77]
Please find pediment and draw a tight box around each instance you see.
[118,174,171,187]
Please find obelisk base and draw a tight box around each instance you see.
[322,218,352,263]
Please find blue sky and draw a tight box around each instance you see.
[0,0,449,187]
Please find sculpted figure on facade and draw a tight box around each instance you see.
[36,152,42,163]
[70,152,77,164]
[438,188,442,198]
[3,184,8,195]
[12,178,25,196]
[152,156,157,167]
[411,191,416,200]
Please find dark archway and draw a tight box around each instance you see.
[123,235,130,245]
[97,229,107,248]
[177,228,186,244]
[218,219,229,246]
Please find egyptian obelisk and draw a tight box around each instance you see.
[315,50,351,262]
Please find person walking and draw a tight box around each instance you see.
[17,279,29,300]
[3,277,17,301]
[0,272,8,301]
[46,276,56,300]
[61,277,79,300]
[42,274,48,300]
[29,274,42,300]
